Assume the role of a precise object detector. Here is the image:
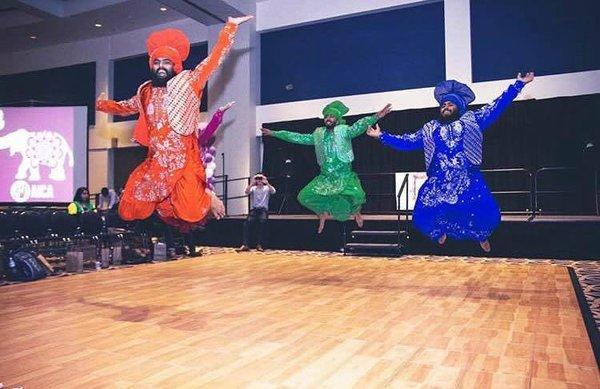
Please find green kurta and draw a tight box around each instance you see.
[272,115,377,221]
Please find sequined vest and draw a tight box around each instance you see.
[313,125,354,166]
[422,111,483,170]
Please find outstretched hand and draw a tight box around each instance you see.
[219,101,235,112]
[228,15,253,25]
[376,103,392,119]
[260,127,273,137]
[366,124,383,138]
[517,72,534,84]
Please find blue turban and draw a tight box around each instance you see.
[434,80,475,114]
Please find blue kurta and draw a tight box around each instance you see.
[380,81,524,241]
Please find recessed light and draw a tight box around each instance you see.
[94,23,102,28]
[29,35,37,40]
[160,7,167,12]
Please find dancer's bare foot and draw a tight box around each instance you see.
[354,213,364,228]
[317,213,328,234]
[479,240,491,253]
[236,245,250,252]
[438,234,447,245]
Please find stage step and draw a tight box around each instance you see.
[347,230,408,244]
[344,227,408,257]
[344,243,404,257]
[350,230,407,238]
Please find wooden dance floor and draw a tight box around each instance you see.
[1,252,598,388]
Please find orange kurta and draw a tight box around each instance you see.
[97,22,238,231]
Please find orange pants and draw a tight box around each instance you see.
[118,155,211,232]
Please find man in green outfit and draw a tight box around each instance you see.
[261,101,392,233]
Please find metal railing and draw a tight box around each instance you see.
[215,166,600,218]
[396,173,410,242]
[533,167,600,215]
[355,172,398,214]
[480,168,534,215]
[212,174,255,215]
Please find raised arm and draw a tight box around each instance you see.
[261,127,314,145]
[367,124,425,151]
[346,103,392,138]
[474,72,534,131]
[263,177,276,194]
[199,100,235,144]
[191,16,252,96]
[198,110,224,145]
[272,130,315,145]
[96,92,141,117]
[347,115,378,138]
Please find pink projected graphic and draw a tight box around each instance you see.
[0,107,76,203]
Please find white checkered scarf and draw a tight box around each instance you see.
[165,70,201,136]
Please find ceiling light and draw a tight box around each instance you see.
[160,7,167,12]
[29,35,37,40]
[94,23,102,28]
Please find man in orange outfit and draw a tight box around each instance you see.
[97,16,252,234]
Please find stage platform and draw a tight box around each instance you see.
[0,250,598,387]
[198,214,600,260]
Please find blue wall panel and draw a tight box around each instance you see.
[471,0,600,82]
[0,62,96,125]
[260,3,446,104]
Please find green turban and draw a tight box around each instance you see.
[322,100,349,125]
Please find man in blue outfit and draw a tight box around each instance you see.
[368,72,534,252]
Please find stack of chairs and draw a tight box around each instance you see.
[0,208,136,263]
[0,206,187,270]
[0,209,80,256]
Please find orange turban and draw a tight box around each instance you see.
[146,28,190,74]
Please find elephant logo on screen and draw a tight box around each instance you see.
[0,109,74,182]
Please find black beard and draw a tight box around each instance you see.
[324,119,337,129]
[150,68,175,87]
[439,111,459,124]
